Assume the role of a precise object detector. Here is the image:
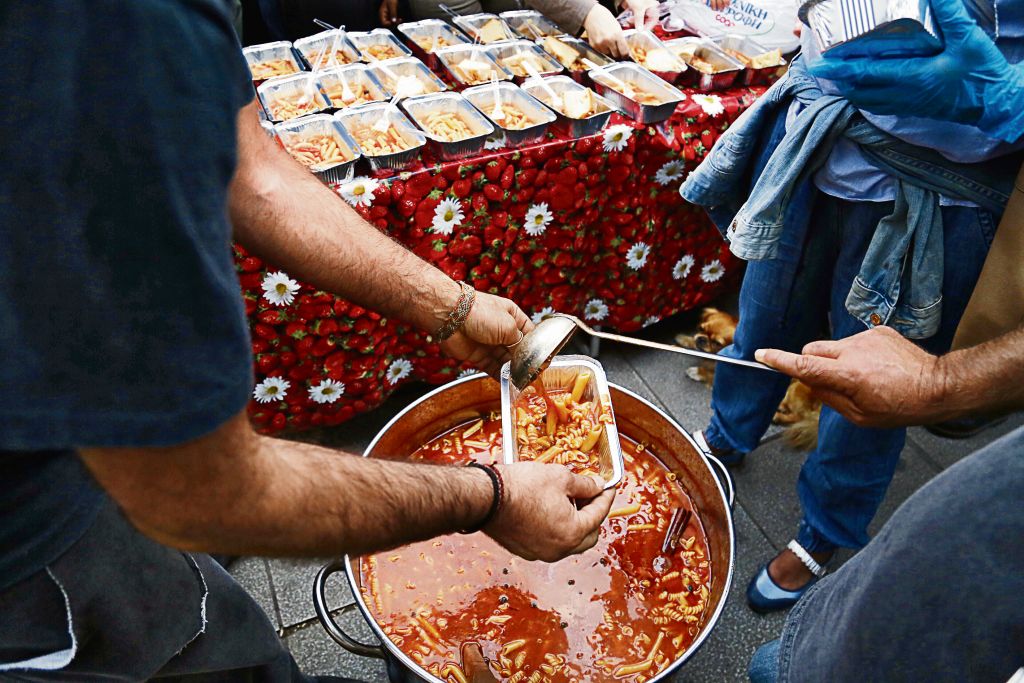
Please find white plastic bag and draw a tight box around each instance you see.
[664,0,802,52]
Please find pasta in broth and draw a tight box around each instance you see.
[358,411,713,683]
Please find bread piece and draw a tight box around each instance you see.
[543,36,580,66]
[749,49,783,69]
[562,89,593,118]
[478,18,508,43]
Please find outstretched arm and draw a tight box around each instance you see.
[228,101,530,375]
[80,410,615,562]
[756,325,1024,428]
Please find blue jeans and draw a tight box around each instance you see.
[705,193,996,553]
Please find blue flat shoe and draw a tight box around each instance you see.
[694,430,745,466]
[746,541,827,614]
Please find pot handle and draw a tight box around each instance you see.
[704,453,735,508]
[313,560,386,660]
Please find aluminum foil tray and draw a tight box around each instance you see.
[500,10,562,39]
[397,19,471,69]
[257,72,331,122]
[347,29,414,62]
[711,34,788,85]
[485,39,564,82]
[317,64,389,110]
[535,35,612,84]
[434,44,513,88]
[334,103,426,172]
[294,30,361,71]
[521,75,615,138]
[452,12,517,43]
[622,29,688,84]
[664,37,744,91]
[589,62,684,124]
[401,92,495,161]
[501,355,624,490]
[462,81,556,147]
[367,57,448,99]
[274,114,361,184]
[243,41,304,83]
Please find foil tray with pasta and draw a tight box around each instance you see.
[500,355,624,490]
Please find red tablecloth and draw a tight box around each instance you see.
[238,86,763,432]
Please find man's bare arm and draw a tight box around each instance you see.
[79,411,614,561]
[229,100,457,332]
[756,325,1024,428]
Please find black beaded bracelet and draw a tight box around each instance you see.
[459,462,504,534]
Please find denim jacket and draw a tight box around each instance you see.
[679,58,1018,339]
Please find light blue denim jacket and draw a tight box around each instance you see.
[679,59,1018,339]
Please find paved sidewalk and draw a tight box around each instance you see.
[230,318,1023,682]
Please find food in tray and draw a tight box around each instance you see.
[449,56,497,85]
[348,122,416,155]
[249,59,299,80]
[419,110,480,142]
[722,46,784,69]
[488,103,534,129]
[476,17,510,43]
[283,133,352,170]
[305,48,357,70]
[362,43,404,61]
[513,373,613,474]
[412,34,453,52]
[544,87,597,118]
[601,77,664,105]
[358,416,713,682]
[630,45,683,72]
[322,81,379,108]
[497,50,553,77]
[543,36,583,68]
[265,92,321,120]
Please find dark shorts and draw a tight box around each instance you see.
[0,499,360,682]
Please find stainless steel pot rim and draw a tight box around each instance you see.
[340,374,736,682]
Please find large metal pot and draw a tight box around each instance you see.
[314,374,735,682]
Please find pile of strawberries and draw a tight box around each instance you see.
[237,86,764,433]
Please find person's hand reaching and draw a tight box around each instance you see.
[584,4,631,58]
[378,0,400,27]
[621,0,660,30]
[439,290,532,378]
[486,462,616,562]
[808,0,1024,143]
[755,326,948,429]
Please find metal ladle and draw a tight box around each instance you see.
[509,313,777,390]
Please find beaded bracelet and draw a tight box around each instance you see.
[459,462,505,534]
[433,281,476,341]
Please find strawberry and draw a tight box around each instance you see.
[451,178,472,198]
[404,173,436,201]
[258,309,286,325]
[483,184,504,202]
[484,160,503,182]
[257,353,279,373]
[239,256,263,273]
[500,166,515,190]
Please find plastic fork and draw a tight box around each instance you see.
[489,70,504,122]
[522,59,560,108]
[372,97,400,132]
[583,59,635,98]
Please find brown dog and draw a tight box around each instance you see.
[675,308,822,451]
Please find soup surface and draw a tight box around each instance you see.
[358,414,712,683]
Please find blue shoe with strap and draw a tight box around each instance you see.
[693,430,746,467]
[746,540,828,613]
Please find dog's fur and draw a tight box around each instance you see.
[676,308,822,451]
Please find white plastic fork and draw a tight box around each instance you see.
[522,59,560,109]
[489,70,504,122]
[583,59,635,98]
[372,97,400,132]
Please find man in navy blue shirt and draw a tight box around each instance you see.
[0,1,614,679]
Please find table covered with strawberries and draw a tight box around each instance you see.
[239,14,780,431]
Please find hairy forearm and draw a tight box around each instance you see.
[228,101,457,332]
[935,326,1024,419]
[80,413,492,557]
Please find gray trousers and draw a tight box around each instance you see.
[0,500,359,682]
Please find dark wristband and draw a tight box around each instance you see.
[459,462,504,534]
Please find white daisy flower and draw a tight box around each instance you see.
[431,197,465,236]
[602,124,633,152]
[253,376,290,403]
[524,202,553,237]
[457,368,480,380]
[701,259,725,283]
[531,306,556,325]
[583,298,609,322]
[672,254,695,280]
[625,242,651,271]
[644,315,660,327]
[386,358,414,385]
[308,379,345,404]
[654,160,686,186]
[692,93,725,117]
[483,135,505,150]
[339,176,379,207]
[261,271,300,306]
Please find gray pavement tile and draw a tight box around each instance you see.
[906,412,1024,472]
[268,557,355,629]
[287,607,389,681]
[675,505,788,682]
[620,345,714,436]
[230,557,281,630]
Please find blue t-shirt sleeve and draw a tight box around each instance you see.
[0,0,256,449]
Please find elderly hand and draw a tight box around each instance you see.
[755,326,949,428]
[584,4,631,58]
[439,290,532,378]
[622,0,660,29]
[808,0,1024,143]
[486,462,616,562]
